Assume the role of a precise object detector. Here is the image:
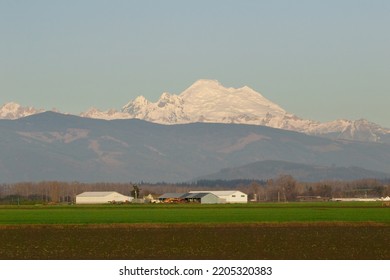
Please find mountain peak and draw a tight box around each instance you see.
[190,79,222,88]
[2,102,21,109]
[119,79,289,126]
[183,79,245,96]
[122,96,149,111]
[0,102,44,119]
[188,80,260,96]
[133,95,149,104]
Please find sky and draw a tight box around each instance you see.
[1,0,389,127]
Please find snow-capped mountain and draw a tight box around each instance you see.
[85,79,304,126]
[0,102,44,119]
[309,119,390,143]
[80,107,130,120]
[121,79,291,125]
[83,79,390,143]
[3,80,390,143]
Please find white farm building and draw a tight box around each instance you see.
[189,190,248,203]
[76,191,132,204]
[158,190,248,204]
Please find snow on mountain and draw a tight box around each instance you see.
[123,79,390,142]
[116,80,318,132]
[122,93,189,123]
[311,119,390,142]
[3,80,389,143]
[80,107,130,120]
[0,102,44,119]
[120,79,293,125]
[179,79,287,123]
[80,79,390,143]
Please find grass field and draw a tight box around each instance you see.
[1,202,389,225]
[1,202,389,260]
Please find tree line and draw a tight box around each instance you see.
[0,176,389,204]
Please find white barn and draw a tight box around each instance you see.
[189,190,248,203]
[76,191,132,204]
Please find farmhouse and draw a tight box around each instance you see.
[76,191,132,204]
[189,190,248,203]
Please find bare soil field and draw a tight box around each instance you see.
[1,223,389,260]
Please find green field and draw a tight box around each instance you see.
[1,202,389,225]
[1,202,389,260]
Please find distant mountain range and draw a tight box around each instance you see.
[0,112,389,183]
[1,79,390,144]
[198,160,390,182]
[0,102,45,120]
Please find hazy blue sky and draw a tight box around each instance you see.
[1,0,389,127]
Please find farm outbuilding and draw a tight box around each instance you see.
[189,190,248,203]
[158,190,248,204]
[158,193,186,203]
[182,192,222,204]
[76,191,132,204]
[158,192,223,204]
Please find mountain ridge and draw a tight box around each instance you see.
[197,160,390,182]
[2,79,389,143]
[1,111,390,183]
[0,102,44,119]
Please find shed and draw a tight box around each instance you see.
[158,193,186,203]
[76,191,132,204]
[182,192,222,204]
[189,190,247,203]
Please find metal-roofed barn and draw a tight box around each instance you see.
[158,191,245,204]
[189,190,247,203]
[76,191,132,204]
[182,192,222,204]
[158,193,187,203]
